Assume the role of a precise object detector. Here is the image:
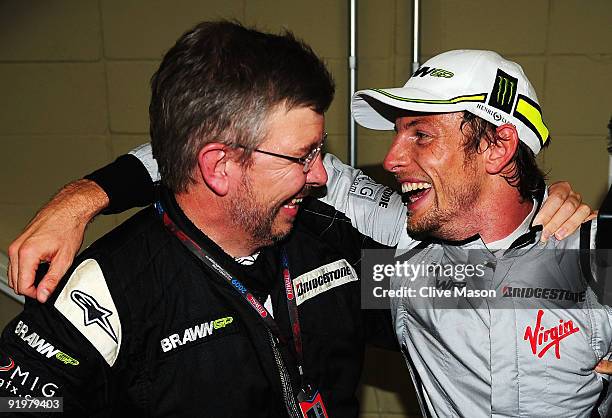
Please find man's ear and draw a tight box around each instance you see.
[197,143,231,196]
[483,124,519,175]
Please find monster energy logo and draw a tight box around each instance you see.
[488,69,518,113]
[496,76,514,105]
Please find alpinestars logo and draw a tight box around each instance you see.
[71,290,118,343]
[488,68,518,113]
[523,309,580,359]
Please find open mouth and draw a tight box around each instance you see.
[401,182,432,204]
[280,197,304,218]
[283,197,303,209]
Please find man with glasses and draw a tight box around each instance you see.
[0,21,372,417]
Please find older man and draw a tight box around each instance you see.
[0,21,338,417]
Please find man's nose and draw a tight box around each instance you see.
[306,153,328,187]
[383,136,406,174]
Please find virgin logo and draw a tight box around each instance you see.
[523,309,580,359]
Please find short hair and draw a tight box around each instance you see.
[149,20,335,192]
[460,111,548,201]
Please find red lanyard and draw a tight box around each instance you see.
[280,249,304,377]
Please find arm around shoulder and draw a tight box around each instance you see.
[320,153,407,247]
[8,179,109,302]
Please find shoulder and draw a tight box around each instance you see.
[48,207,174,367]
[89,206,170,258]
[298,197,353,230]
[51,257,122,367]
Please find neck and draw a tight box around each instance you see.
[175,190,259,258]
[473,180,533,243]
[437,177,533,243]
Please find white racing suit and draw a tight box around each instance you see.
[322,153,612,418]
[131,144,612,417]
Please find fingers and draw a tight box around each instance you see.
[586,209,598,222]
[596,359,612,374]
[7,258,14,293]
[552,203,592,240]
[18,278,38,300]
[539,198,585,242]
[5,180,103,301]
[36,256,70,303]
[16,244,44,299]
[535,184,583,242]
[7,241,20,292]
[533,195,567,242]
[533,188,570,228]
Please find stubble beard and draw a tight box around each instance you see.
[225,176,287,249]
[406,158,481,241]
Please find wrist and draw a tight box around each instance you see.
[53,179,109,224]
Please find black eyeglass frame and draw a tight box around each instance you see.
[240,132,327,173]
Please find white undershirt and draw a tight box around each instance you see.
[234,252,274,317]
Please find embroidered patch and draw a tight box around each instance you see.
[523,309,580,359]
[54,259,122,367]
[293,260,358,306]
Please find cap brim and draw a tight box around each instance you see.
[351,87,485,130]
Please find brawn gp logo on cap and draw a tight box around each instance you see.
[412,66,454,79]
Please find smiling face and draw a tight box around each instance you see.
[225,104,327,247]
[383,112,485,240]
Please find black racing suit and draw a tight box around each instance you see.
[0,155,396,417]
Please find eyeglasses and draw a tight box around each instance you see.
[246,132,327,173]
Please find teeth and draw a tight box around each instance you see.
[401,182,432,193]
[284,198,303,208]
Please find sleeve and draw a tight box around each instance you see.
[320,153,409,247]
[0,259,119,414]
[126,142,160,182]
[591,220,612,303]
[84,143,157,214]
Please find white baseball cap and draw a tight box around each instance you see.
[351,49,550,154]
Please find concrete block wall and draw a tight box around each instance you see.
[0,1,610,417]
